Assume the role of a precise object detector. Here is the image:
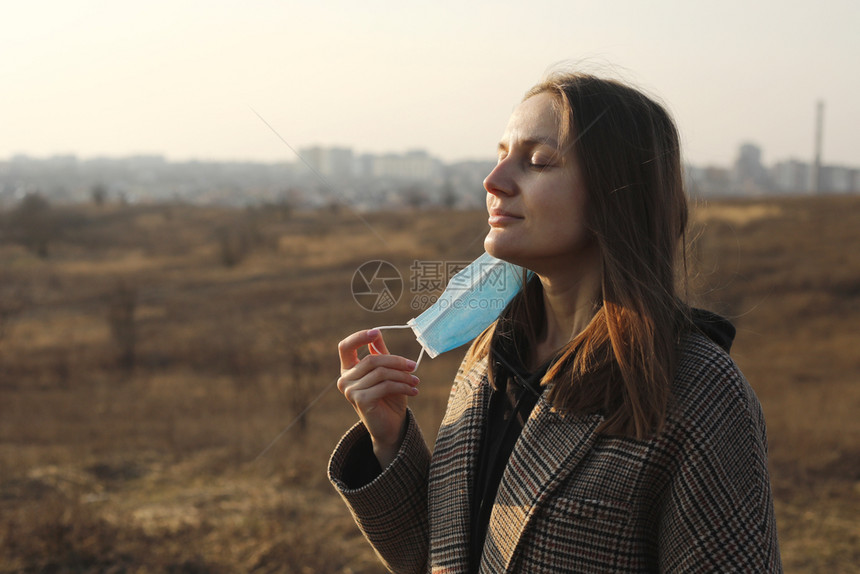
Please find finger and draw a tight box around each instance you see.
[344,379,419,406]
[368,332,390,355]
[338,363,419,396]
[348,366,419,392]
[343,353,418,383]
[338,329,382,370]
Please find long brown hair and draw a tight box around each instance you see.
[467,72,690,439]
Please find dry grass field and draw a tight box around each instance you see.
[0,195,858,572]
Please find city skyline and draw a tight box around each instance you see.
[4,135,856,173]
[3,1,859,167]
[3,139,856,211]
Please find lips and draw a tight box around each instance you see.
[488,207,524,227]
[489,207,523,219]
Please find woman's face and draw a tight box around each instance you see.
[483,92,593,274]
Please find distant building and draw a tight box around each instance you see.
[772,159,811,194]
[370,150,439,181]
[298,146,354,181]
[686,164,733,197]
[445,160,496,208]
[126,155,166,167]
[820,165,857,193]
[733,142,769,194]
[355,153,375,179]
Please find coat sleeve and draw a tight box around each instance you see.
[657,369,783,573]
[328,409,431,574]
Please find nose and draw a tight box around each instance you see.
[483,158,515,198]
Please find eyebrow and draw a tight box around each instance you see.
[497,136,561,153]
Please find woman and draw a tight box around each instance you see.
[330,72,782,573]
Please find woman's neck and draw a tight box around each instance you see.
[532,252,602,369]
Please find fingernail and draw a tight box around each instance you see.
[406,360,417,370]
[367,329,380,337]
[411,375,420,385]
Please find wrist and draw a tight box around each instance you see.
[371,416,409,469]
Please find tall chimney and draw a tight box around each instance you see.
[812,100,824,194]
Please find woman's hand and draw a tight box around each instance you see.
[337,329,420,468]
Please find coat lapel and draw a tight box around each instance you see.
[482,396,604,572]
[427,357,491,573]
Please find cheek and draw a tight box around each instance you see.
[543,190,586,226]
[545,194,589,243]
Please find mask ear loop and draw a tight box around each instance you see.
[368,324,427,371]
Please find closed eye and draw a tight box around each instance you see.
[529,153,558,169]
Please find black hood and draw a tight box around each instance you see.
[689,308,736,353]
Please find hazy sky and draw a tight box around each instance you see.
[3,0,858,167]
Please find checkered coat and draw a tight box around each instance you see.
[329,333,782,573]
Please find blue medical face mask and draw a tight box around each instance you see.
[373,252,529,368]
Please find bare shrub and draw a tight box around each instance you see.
[287,348,322,435]
[402,184,428,208]
[1,493,119,570]
[9,192,55,257]
[108,280,137,373]
[91,183,107,207]
[250,499,388,574]
[215,208,277,268]
[216,224,249,267]
[440,178,458,209]
[0,492,228,572]
[0,283,29,343]
[53,348,71,390]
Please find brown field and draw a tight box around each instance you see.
[1,195,858,572]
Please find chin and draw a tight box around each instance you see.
[484,233,524,266]
[483,232,501,257]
